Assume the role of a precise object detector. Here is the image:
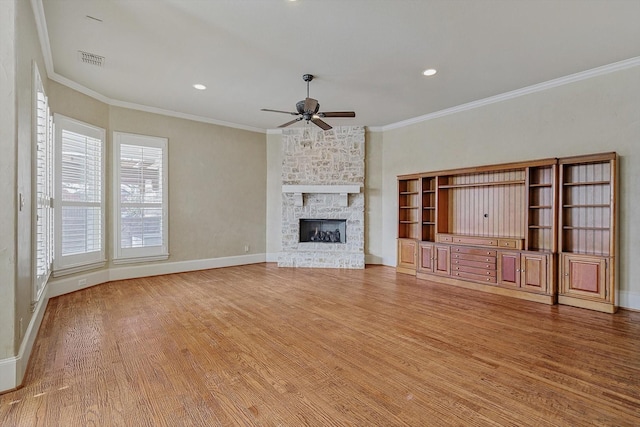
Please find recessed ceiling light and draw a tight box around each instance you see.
[423,69,437,76]
[193,84,207,90]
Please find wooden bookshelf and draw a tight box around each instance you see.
[398,153,618,313]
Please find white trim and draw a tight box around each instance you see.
[29,0,640,136]
[29,0,54,77]
[52,260,107,277]
[112,254,169,265]
[112,132,169,262]
[619,290,640,310]
[0,283,50,393]
[382,56,640,131]
[48,253,266,298]
[3,253,638,393]
[53,114,107,272]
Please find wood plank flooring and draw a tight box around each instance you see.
[1,264,639,426]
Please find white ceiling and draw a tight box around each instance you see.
[39,0,640,132]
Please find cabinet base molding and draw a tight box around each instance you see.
[396,266,417,275]
[417,273,555,305]
[558,295,617,314]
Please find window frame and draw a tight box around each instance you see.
[53,114,106,276]
[32,62,53,302]
[112,132,169,264]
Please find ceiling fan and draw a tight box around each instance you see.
[261,74,356,130]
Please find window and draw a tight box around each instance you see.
[33,63,53,301]
[113,132,168,263]
[54,114,105,275]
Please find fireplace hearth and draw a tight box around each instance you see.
[278,126,365,269]
[299,219,346,243]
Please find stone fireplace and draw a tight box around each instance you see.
[278,126,365,269]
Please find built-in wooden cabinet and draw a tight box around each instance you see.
[418,243,450,276]
[558,153,617,313]
[398,153,617,313]
[498,251,550,293]
[397,238,417,274]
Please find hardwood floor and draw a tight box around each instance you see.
[1,264,639,426]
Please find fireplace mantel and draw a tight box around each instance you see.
[282,185,362,207]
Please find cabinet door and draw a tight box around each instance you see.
[418,243,434,273]
[498,251,521,288]
[521,253,548,293]
[397,239,417,270]
[560,253,607,300]
[433,245,451,276]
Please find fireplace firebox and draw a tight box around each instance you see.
[299,219,346,243]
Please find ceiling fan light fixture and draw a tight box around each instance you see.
[423,68,437,76]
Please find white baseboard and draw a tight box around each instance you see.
[619,290,640,310]
[48,253,266,298]
[1,253,266,393]
[5,253,637,393]
[0,286,49,393]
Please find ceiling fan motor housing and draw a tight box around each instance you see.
[296,100,320,115]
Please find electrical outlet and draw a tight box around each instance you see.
[78,278,87,286]
[244,245,250,253]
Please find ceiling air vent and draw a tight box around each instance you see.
[78,50,105,67]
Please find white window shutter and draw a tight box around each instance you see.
[113,132,169,263]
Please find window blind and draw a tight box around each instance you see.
[113,133,168,263]
[33,65,53,302]
[54,115,105,274]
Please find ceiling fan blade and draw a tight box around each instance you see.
[311,118,332,131]
[278,117,303,128]
[261,108,298,115]
[318,111,356,118]
[304,97,319,113]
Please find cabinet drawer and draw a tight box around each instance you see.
[451,252,496,264]
[451,246,496,257]
[451,264,496,277]
[453,236,497,246]
[498,239,524,250]
[437,234,453,243]
[452,258,496,270]
[452,271,497,283]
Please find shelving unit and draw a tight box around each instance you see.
[526,163,557,252]
[558,153,617,313]
[397,176,420,273]
[421,176,436,242]
[398,153,618,313]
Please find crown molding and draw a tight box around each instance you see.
[382,56,640,132]
[31,0,639,136]
[30,0,266,134]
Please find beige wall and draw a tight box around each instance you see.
[0,0,18,360]
[381,66,640,308]
[49,83,268,263]
[0,0,50,360]
[109,107,266,262]
[265,132,283,258]
[365,130,383,264]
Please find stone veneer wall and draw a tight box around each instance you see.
[278,126,365,268]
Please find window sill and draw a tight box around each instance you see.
[112,254,169,265]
